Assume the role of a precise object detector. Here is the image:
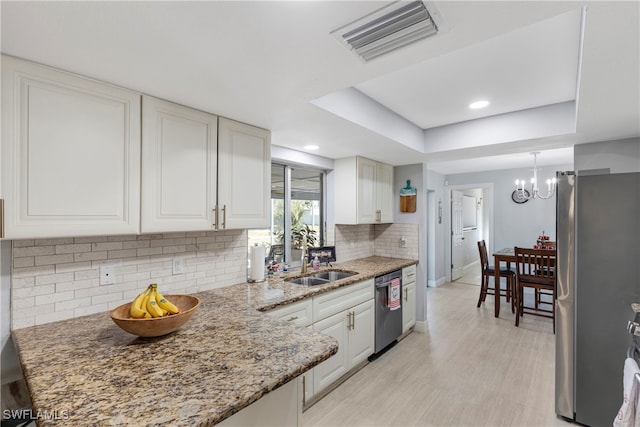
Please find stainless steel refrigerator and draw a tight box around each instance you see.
[555,171,640,426]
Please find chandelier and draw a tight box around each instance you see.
[514,152,557,201]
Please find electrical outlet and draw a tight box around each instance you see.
[173,257,184,275]
[400,236,407,248]
[100,265,116,285]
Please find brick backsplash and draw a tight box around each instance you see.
[10,230,247,330]
[334,223,419,262]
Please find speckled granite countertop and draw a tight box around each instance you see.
[11,256,416,426]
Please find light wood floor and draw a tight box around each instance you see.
[303,281,572,427]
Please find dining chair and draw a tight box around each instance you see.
[476,240,516,313]
[514,247,557,332]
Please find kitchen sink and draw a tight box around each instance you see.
[287,276,330,286]
[311,271,356,281]
[286,270,357,286]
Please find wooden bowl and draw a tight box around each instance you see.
[110,295,200,337]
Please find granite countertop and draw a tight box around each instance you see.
[11,256,417,426]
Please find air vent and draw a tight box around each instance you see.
[331,0,439,62]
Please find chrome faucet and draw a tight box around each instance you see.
[301,235,308,274]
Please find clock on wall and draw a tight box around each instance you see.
[511,189,530,204]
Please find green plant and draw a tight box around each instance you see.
[291,223,318,250]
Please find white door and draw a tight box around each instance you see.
[451,190,464,281]
[376,162,394,223]
[402,282,416,333]
[347,299,375,367]
[141,96,217,232]
[357,157,377,224]
[1,55,141,238]
[313,310,349,394]
[217,117,271,229]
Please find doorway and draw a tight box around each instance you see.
[446,184,494,284]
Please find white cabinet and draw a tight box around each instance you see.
[334,156,394,224]
[141,96,217,232]
[312,279,375,395]
[402,265,417,333]
[265,298,313,328]
[1,55,141,238]
[218,117,271,230]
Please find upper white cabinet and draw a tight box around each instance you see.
[141,96,217,232]
[334,156,394,225]
[1,55,141,239]
[217,117,271,230]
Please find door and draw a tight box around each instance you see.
[451,190,464,280]
[376,162,394,223]
[402,282,416,333]
[357,157,377,224]
[1,55,141,238]
[313,310,349,394]
[141,96,217,232]
[217,117,271,229]
[347,299,374,367]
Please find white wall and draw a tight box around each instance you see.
[444,163,573,280]
[426,169,447,286]
[574,137,640,173]
[393,163,428,322]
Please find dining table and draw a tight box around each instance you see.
[492,247,516,317]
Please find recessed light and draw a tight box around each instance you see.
[304,145,319,151]
[469,100,490,109]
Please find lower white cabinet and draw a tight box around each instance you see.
[402,281,416,333]
[402,265,417,333]
[218,378,300,426]
[312,298,374,395]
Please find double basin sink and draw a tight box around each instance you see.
[287,270,357,286]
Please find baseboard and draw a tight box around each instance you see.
[414,320,428,333]
[463,261,479,275]
[427,276,447,288]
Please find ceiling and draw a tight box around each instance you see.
[1,1,638,174]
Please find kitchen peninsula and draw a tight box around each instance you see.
[11,256,417,426]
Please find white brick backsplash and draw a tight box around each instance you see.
[11,229,248,329]
[55,243,92,254]
[13,257,34,268]
[334,223,419,263]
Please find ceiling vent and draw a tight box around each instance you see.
[331,0,439,62]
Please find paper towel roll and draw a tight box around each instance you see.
[249,245,266,282]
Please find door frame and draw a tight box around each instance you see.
[444,182,495,283]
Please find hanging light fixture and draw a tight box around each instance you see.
[514,152,557,201]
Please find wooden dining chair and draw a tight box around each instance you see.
[476,240,516,313]
[514,247,556,332]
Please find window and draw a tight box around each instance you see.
[248,163,325,268]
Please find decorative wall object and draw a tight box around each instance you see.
[400,180,417,213]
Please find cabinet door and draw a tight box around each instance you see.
[141,96,217,232]
[313,310,349,394]
[402,282,417,333]
[357,157,377,224]
[1,55,141,238]
[347,299,375,367]
[217,117,270,229]
[376,162,394,223]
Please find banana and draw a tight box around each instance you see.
[146,287,165,318]
[155,288,180,315]
[129,288,150,319]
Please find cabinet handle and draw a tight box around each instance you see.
[375,209,381,223]
[351,311,355,330]
[0,199,4,238]
[212,205,218,230]
[222,205,226,229]
[302,375,306,406]
[286,315,299,322]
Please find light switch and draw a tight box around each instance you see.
[173,257,184,274]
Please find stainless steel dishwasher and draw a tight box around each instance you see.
[371,269,403,359]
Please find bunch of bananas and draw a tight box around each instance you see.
[129,284,180,319]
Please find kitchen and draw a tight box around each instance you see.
[1,1,639,426]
